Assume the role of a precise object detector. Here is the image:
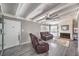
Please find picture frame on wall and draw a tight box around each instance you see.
[61,25,69,31]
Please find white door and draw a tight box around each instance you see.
[4,19,21,49]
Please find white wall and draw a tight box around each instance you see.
[58,16,73,40]
[59,19,73,33]
[21,20,41,44]
[0,17,41,49]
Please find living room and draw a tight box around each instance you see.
[0,3,79,56]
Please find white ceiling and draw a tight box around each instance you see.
[0,3,79,24]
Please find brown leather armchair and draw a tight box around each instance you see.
[40,32,53,41]
[29,33,49,54]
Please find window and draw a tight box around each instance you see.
[50,25,59,37]
[41,25,49,32]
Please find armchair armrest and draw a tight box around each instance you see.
[39,40,46,44]
[36,42,49,51]
[39,42,49,47]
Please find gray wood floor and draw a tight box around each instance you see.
[2,39,78,56]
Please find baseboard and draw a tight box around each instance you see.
[3,41,31,50]
[4,43,19,50]
[21,41,31,45]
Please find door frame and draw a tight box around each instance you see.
[0,15,4,56]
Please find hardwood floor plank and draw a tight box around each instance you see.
[2,39,78,56]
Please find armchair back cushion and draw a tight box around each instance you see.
[30,33,39,49]
[40,32,53,41]
[29,33,49,54]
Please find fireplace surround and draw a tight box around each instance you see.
[60,33,70,39]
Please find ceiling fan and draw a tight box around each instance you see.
[45,13,60,20]
[36,13,60,22]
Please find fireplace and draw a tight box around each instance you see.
[60,33,70,39]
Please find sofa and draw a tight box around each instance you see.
[29,33,49,54]
[40,32,53,41]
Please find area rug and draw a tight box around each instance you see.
[56,38,70,47]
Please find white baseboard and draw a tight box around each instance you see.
[21,41,31,45]
[2,41,31,50]
[4,43,19,49]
